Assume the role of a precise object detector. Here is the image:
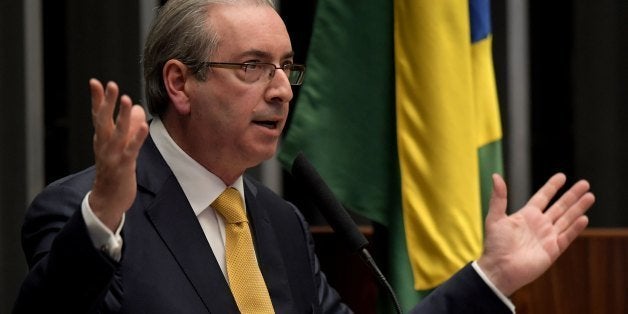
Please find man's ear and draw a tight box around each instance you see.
[163,59,192,115]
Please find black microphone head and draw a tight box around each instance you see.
[291,152,369,253]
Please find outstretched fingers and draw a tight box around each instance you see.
[90,79,148,158]
[525,173,567,212]
[546,178,594,254]
[554,191,594,234]
[556,215,590,254]
[113,94,146,156]
[115,95,134,137]
[125,105,149,159]
[90,79,118,141]
[544,179,591,223]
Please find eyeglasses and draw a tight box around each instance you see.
[202,62,305,86]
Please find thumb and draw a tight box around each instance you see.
[486,173,508,224]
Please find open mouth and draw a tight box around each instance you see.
[253,120,278,129]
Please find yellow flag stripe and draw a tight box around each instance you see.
[394,0,500,289]
[473,36,502,147]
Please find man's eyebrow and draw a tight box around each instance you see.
[236,49,295,60]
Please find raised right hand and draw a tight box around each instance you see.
[88,79,149,232]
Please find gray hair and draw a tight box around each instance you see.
[142,0,276,116]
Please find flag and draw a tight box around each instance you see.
[278,0,502,310]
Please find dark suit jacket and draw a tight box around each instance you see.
[14,136,511,314]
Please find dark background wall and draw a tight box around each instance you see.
[1,1,28,311]
[528,1,628,227]
[1,0,627,312]
[42,1,142,183]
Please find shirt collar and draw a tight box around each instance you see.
[149,118,245,216]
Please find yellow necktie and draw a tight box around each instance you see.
[212,187,274,313]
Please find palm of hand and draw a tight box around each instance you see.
[479,173,594,296]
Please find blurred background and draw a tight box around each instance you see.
[1,0,627,312]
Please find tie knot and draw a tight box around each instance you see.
[212,187,247,224]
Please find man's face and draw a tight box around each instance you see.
[184,4,294,173]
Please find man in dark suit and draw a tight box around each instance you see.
[14,0,595,313]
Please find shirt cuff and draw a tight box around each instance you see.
[472,260,516,313]
[81,191,124,262]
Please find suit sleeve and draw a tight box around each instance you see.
[408,263,512,314]
[13,177,120,313]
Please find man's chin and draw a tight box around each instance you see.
[245,145,279,167]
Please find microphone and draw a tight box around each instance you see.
[291,152,402,314]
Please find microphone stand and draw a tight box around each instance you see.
[359,248,403,314]
[291,153,403,313]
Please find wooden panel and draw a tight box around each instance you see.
[512,228,628,314]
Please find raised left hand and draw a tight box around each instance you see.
[477,173,595,296]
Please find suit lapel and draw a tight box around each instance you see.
[137,136,239,313]
[244,178,297,313]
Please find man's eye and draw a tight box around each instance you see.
[244,63,261,71]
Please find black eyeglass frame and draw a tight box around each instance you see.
[201,62,305,86]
